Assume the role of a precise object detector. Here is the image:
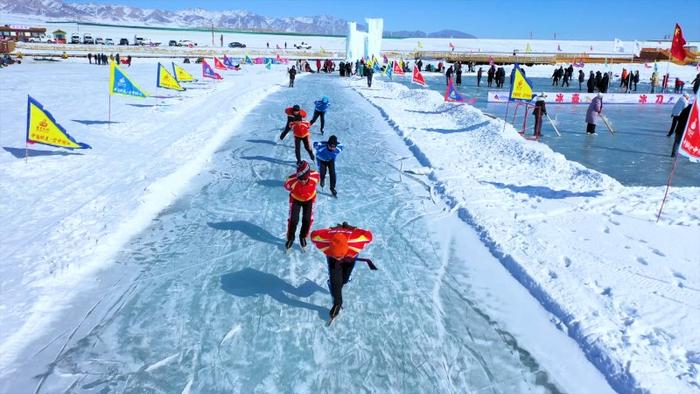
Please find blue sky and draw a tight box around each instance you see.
[71,0,699,40]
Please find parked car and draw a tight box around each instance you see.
[29,33,54,43]
[168,40,178,47]
[105,38,114,45]
[228,41,246,48]
[82,33,94,44]
[70,33,81,44]
[294,42,311,49]
[178,39,196,47]
[119,38,129,46]
[95,37,104,45]
[134,36,145,46]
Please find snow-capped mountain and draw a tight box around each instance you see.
[0,0,474,38]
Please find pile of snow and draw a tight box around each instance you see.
[351,78,700,393]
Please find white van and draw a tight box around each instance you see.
[134,36,145,46]
[95,37,104,45]
[29,33,54,43]
[83,33,94,44]
[71,33,81,44]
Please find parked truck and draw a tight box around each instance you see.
[70,33,81,44]
[82,33,94,44]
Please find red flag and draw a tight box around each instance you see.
[680,97,700,160]
[213,57,227,70]
[670,23,687,61]
[449,42,455,49]
[393,60,405,75]
[412,66,426,86]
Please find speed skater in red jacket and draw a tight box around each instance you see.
[280,104,307,141]
[310,222,375,319]
[283,160,320,250]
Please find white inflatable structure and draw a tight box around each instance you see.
[346,18,383,61]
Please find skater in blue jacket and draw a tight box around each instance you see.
[313,135,344,197]
[309,96,330,134]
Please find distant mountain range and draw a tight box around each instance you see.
[0,0,476,38]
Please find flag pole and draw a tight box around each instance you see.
[108,93,111,128]
[24,140,28,163]
[656,155,679,222]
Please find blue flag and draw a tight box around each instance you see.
[444,78,464,102]
[109,61,147,98]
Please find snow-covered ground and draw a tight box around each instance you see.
[1,49,699,393]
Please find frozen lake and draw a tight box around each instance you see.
[5,75,612,393]
[392,73,699,187]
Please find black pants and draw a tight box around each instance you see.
[294,136,314,163]
[289,76,295,87]
[318,159,336,190]
[280,117,294,140]
[586,123,596,134]
[671,131,683,157]
[309,110,325,132]
[668,116,679,136]
[533,116,543,136]
[287,199,313,241]
[477,77,481,86]
[327,257,356,307]
[367,74,372,87]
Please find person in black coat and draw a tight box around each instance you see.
[633,71,640,91]
[477,67,483,86]
[445,65,454,85]
[671,104,692,157]
[487,66,495,87]
[587,71,595,93]
[364,64,373,87]
[455,62,462,86]
[692,73,700,95]
[339,61,345,77]
[578,70,585,91]
[599,73,609,93]
[532,94,547,137]
[288,65,297,87]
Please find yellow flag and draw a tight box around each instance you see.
[510,66,533,101]
[525,43,532,53]
[172,62,196,82]
[157,63,185,91]
[26,96,90,149]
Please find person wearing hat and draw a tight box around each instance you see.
[288,65,297,87]
[586,92,603,135]
[668,93,690,137]
[532,93,547,138]
[310,222,375,320]
[280,104,307,141]
[309,96,330,134]
[284,160,320,250]
[292,119,315,164]
[313,135,344,197]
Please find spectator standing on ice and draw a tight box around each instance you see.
[633,71,639,91]
[692,73,700,94]
[671,104,692,157]
[650,72,658,93]
[87,53,92,64]
[496,67,506,88]
[309,96,330,134]
[445,65,454,85]
[284,161,320,250]
[668,93,690,137]
[487,65,495,87]
[477,67,483,86]
[562,68,570,87]
[532,93,547,138]
[578,70,585,91]
[586,93,603,135]
[288,65,297,87]
[313,135,344,197]
[455,62,462,86]
[126,55,132,67]
[280,104,306,141]
[600,73,609,93]
[310,222,375,321]
[674,78,685,94]
[115,53,120,65]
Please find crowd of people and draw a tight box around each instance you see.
[87,52,132,66]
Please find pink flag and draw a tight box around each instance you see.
[202,60,223,80]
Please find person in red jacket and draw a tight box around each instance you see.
[284,161,320,250]
[280,105,307,141]
[292,119,315,164]
[310,222,375,320]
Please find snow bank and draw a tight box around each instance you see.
[0,59,286,376]
[351,79,700,393]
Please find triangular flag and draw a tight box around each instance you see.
[412,66,426,86]
[202,60,223,80]
[265,58,272,70]
[449,42,455,49]
[384,61,393,79]
[213,57,227,70]
[509,64,533,101]
[172,62,196,82]
[244,54,253,64]
[157,63,185,91]
[679,94,700,160]
[320,46,326,53]
[525,43,532,53]
[393,60,405,75]
[26,95,90,149]
[417,41,423,49]
[109,61,148,98]
[444,78,464,103]
[373,61,381,73]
